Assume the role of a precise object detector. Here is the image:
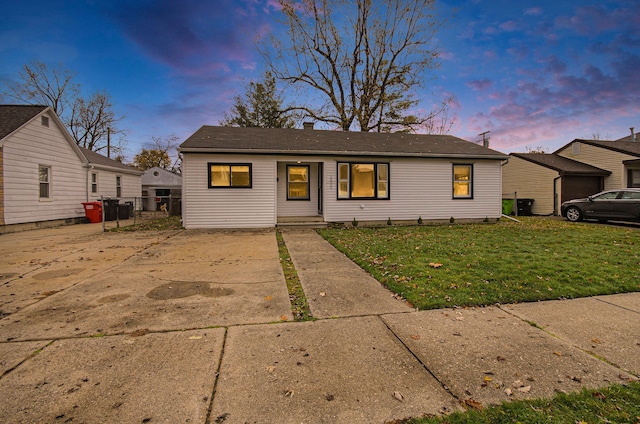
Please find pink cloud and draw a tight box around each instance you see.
[466,79,493,91]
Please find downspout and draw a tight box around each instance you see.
[553,175,562,216]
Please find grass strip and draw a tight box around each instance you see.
[318,218,640,309]
[107,215,183,232]
[276,230,314,322]
[398,381,640,424]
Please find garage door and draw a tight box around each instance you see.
[561,176,602,203]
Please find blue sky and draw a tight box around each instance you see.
[1,0,639,160]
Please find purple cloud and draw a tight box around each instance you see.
[467,79,493,91]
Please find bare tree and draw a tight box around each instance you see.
[524,145,549,154]
[2,61,124,153]
[2,61,79,117]
[141,135,182,172]
[260,0,449,133]
[69,91,123,155]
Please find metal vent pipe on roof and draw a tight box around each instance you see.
[631,127,636,142]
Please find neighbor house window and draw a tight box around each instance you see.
[337,162,389,199]
[91,173,98,193]
[287,165,310,200]
[453,164,473,199]
[208,163,252,188]
[41,116,49,127]
[628,169,640,188]
[116,176,121,197]
[39,165,50,198]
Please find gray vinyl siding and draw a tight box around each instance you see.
[558,143,635,189]
[182,154,276,229]
[277,161,319,217]
[2,111,86,225]
[502,156,559,215]
[323,157,502,223]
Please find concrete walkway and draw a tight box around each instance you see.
[0,225,638,423]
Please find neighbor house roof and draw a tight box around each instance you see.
[509,153,611,176]
[180,126,508,160]
[554,139,640,157]
[0,105,48,140]
[80,146,143,175]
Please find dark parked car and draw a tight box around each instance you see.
[561,188,640,223]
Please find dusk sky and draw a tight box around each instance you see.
[1,0,639,160]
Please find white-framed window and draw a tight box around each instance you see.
[39,165,51,199]
[287,165,310,200]
[91,173,98,193]
[337,162,389,199]
[116,176,121,197]
[453,164,473,199]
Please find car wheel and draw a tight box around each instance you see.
[565,206,583,222]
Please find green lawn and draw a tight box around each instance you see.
[318,218,640,309]
[319,218,640,423]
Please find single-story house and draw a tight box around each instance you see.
[0,104,142,232]
[502,137,640,215]
[502,153,610,215]
[179,125,509,229]
[141,166,182,213]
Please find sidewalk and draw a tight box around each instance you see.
[0,226,638,423]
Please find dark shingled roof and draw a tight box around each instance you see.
[180,126,508,159]
[510,153,611,175]
[79,146,143,174]
[0,105,48,140]
[554,139,640,157]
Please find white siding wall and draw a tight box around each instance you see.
[502,156,559,215]
[87,170,142,201]
[276,161,319,217]
[3,111,86,224]
[182,154,503,228]
[558,143,635,189]
[323,157,502,223]
[182,154,276,229]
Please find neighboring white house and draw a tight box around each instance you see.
[179,125,509,229]
[141,166,182,212]
[0,105,142,231]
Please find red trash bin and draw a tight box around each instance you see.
[82,202,103,223]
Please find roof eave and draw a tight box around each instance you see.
[178,147,508,160]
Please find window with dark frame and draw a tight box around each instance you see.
[452,164,473,199]
[337,162,389,199]
[208,163,252,188]
[287,165,310,200]
[39,165,50,198]
[116,176,121,197]
[628,169,640,188]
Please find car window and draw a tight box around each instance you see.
[592,191,620,200]
[621,191,640,199]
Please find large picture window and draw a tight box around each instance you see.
[628,169,640,188]
[287,165,310,200]
[209,163,252,188]
[39,165,50,199]
[337,162,389,199]
[453,164,473,199]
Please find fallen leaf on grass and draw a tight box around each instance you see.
[592,392,606,400]
[428,262,443,268]
[462,398,484,410]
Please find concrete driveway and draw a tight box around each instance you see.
[0,223,638,424]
